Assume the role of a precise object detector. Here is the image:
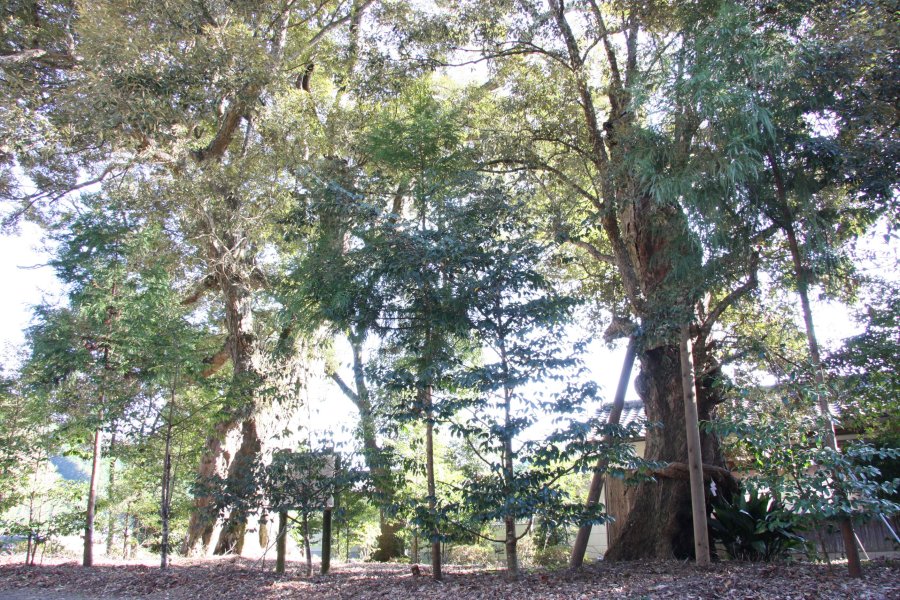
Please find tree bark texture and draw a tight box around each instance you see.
[83,427,102,567]
[185,240,264,555]
[605,343,724,560]
[214,418,261,555]
[504,517,520,581]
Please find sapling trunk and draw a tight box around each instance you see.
[160,388,175,570]
[424,385,442,581]
[303,511,312,577]
[83,425,102,567]
[276,510,288,574]
[784,221,862,578]
[106,432,117,556]
[504,517,519,580]
[321,508,332,574]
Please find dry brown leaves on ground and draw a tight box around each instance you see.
[0,555,897,599]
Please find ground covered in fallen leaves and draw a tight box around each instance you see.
[0,555,897,599]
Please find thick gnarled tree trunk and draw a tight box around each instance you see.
[184,216,264,555]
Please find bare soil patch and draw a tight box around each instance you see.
[0,555,896,599]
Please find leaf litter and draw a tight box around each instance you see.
[0,555,897,599]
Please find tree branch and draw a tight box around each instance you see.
[201,345,231,378]
[329,372,359,403]
[699,252,759,336]
[0,48,78,68]
[568,238,615,265]
[181,273,219,306]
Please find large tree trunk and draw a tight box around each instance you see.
[214,417,261,555]
[605,343,724,560]
[182,418,236,553]
[186,229,263,555]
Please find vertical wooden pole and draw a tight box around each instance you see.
[321,508,332,574]
[276,510,288,574]
[680,325,710,566]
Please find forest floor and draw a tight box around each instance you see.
[0,555,897,599]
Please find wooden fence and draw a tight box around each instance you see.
[809,515,900,558]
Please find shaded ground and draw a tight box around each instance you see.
[0,555,897,599]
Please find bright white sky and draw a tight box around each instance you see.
[0,222,59,369]
[1,217,892,432]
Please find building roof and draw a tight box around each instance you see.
[595,399,647,437]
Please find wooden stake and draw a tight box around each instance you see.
[680,325,710,566]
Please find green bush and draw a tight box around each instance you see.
[710,487,807,561]
[533,544,570,568]
[448,543,498,565]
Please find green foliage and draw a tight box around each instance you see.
[448,542,497,566]
[828,281,900,441]
[712,391,900,525]
[710,487,807,562]
[531,543,571,568]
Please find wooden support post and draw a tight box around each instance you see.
[276,510,288,574]
[570,336,638,568]
[321,508,332,574]
[680,325,710,566]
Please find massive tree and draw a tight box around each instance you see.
[1,0,385,554]
[439,0,768,558]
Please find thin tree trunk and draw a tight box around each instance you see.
[321,507,332,574]
[303,512,312,577]
[424,385,442,581]
[499,336,520,581]
[680,325,710,566]
[160,385,176,570]
[784,222,862,578]
[83,426,103,567]
[122,506,130,558]
[504,517,519,581]
[26,483,35,566]
[570,336,638,568]
[106,431,117,556]
[276,510,288,574]
[334,334,403,561]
